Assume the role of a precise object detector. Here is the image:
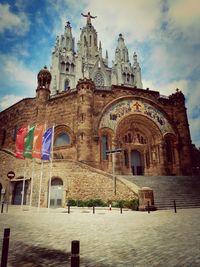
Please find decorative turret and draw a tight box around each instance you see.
[133,52,143,88]
[36,66,51,122]
[79,15,98,61]
[36,66,51,101]
[115,33,129,63]
[76,78,95,162]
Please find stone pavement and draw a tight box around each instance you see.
[0,205,200,267]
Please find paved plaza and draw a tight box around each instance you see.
[0,206,200,267]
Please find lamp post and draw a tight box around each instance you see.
[106,148,123,195]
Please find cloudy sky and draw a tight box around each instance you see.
[0,0,200,147]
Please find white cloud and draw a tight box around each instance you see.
[0,95,24,111]
[3,57,36,89]
[168,0,200,44]
[0,54,36,98]
[0,3,30,35]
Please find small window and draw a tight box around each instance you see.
[89,35,92,46]
[101,135,108,160]
[64,80,70,91]
[54,133,70,146]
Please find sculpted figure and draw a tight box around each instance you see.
[81,12,97,24]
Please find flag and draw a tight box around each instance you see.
[15,127,28,159]
[23,126,35,159]
[32,125,45,159]
[41,127,53,160]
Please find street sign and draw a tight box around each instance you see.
[106,148,123,154]
[7,171,15,179]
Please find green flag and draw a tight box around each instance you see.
[23,126,35,159]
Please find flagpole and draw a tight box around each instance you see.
[48,125,55,211]
[37,123,47,211]
[21,159,27,209]
[38,160,43,210]
[29,159,35,208]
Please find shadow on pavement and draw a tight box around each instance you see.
[8,242,110,267]
[9,242,70,267]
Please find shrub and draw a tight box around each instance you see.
[109,199,139,210]
[67,199,76,206]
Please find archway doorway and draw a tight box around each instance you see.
[131,150,144,175]
[50,178,63,208]
[13,181,28,205]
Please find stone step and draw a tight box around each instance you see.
[120,175,200,210]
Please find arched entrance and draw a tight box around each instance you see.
[131,150,144,175]
[13,181,28,205]
[50,178,63,208]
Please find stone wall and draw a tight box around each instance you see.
[0,150,137,207]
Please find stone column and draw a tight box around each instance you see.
[158,142,167,175]
[76,78,95,162]
[138,187,156,211]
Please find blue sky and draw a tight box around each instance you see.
[0,0,200,147]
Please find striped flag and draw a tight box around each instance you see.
[15,127,28,159]
[23,126,35,159]
[41,127,53,160]
[32,125,45,159]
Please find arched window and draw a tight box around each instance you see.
[101,135,108,160]
[89,35,92,47]
[51,177,63,186]
[54,133,70,146]
[64,80,70,91]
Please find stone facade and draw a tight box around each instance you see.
[0,17,193,207]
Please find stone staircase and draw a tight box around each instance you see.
[120,175,200,210]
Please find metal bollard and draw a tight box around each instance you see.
[173,200,177,213]
[68,205,70,214]
[93,205,95,214]
[147,201,150,214]
[71,240,80,267]
[1,228,10,267]
[1,202,4,214]
[120,206,122,214]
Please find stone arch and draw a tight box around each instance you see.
[54,125,75,147]
[115,113,163,175]
[54,125,76,160]
[97,96,176,135]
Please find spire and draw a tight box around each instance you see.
[105,50,108,66]
[133,52,137,64]
[63,21,74,52]
[99,41,102,57]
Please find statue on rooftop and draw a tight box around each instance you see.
[81,12,97,24]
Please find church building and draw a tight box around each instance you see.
[0,14,193,207]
